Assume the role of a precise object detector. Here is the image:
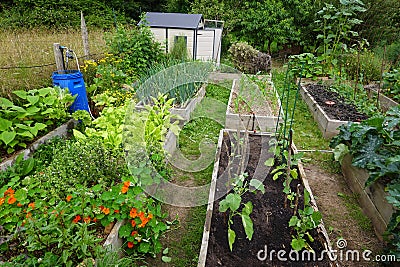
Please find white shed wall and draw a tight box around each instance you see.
[150,28,167,52]
[167,29,195,57]
[196,30,214,61]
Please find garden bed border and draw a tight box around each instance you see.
[341,154,394,240]
[0,119,77,171]
[225,78,282,132]
[197,129,335,267]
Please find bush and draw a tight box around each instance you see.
[228,42,271,74]
[105,25,164,79]
[341,50,383,84]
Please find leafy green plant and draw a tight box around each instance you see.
[314,0,366,76]
[382,69,400,101]
[289,53,324,79]
[218,173,265,251]
[289,189,322,251]
[228,42,271,74]
[0,87,75,153]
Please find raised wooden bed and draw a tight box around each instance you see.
[0,119,77,171]
[225,78,281,132]
[300,84,349,139]
[364,84,399,112]
[135,84,206,122]
[341,154,394,239]
[198,129,333,266]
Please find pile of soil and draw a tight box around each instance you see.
[205,132,330,266]
[304,84,368,122]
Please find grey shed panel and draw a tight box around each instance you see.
[140,12,203,29]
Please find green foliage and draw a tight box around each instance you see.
[314,0,366,75]
[330,106,400,187]
[289,53,324,79]
[340,50,382,84]
[382,69,400,101]
[289,189,322,251]
[169,36,189,61]
[31,137,128,198]
[219,173,265,251]
[228,42,271,74]
[0,87,75,153]
[105,25,164,79]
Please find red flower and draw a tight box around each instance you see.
[84,217,91,223]
[93,217,98,223]
[72,215,81,223]
[123,181,130,187]
[131,230,138,236]
[66,195,72,202]
[131,220,136,227]
[17,202,23,207]
[0,198,6,206]
[127,241,134,248]
[28,202,35,209]
[114,210,120,213]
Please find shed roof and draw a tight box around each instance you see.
[139,12,203,29]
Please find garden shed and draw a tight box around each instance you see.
[139,12,223,64]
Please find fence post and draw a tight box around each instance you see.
[81,11,90,60]
[53,43,64,72]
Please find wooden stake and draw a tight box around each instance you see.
[81,11,90,59]
[53,43,64,73]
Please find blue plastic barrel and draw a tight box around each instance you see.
[51,70,90,112]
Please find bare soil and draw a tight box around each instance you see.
[304,84,368,122]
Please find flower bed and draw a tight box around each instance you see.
[198,129,333,266]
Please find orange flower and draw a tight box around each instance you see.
[114,210,120,213]
[121,186,129,194]
[66,195,72,202]
[138,217,149,228]
[131,220,136,227]
[147,213,153,219]
[0,198,5,206]
[28,202,35,209]
[17,203,23,207]
[123,181,130,187]
[84,217,91,223]
[127,241,134,248]
[102,207,110,215]
[93,217,98,223]
[131,230,138,236]
[138,211,145,220]
[4,188,14,196]
[130,208,137,218]
[72,215,81,223]
[26,212,32,219]
[8,195,17,204]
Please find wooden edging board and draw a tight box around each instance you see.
[341,154,394,240]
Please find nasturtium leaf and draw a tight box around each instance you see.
[26,95,39,105]
[291,237,306,251]
[162,256,172,263]
[265,157,274,166]
[118,224,131,238]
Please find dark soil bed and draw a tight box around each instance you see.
[304,84,368,122]
[205,132,330,266]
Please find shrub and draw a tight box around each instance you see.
[228,42,271,74]
[382,69,400,101]
[341,50,382,84]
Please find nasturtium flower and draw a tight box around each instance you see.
[102,207,110,215]
[127,241,134,248]
[84,217,91,223]
[0,198,5,206]
[130,208,137,218]
[72,215,81,223]
[138,211,145,221]
[17,203,23,207]
[8,195,17,204]
[148,213,153,219]
[131,230,138,236]
[114,210,120,213]
[66,195,72,202]
[28,202,35,209]
[121,186,129,194]
[131,220,136,227]
[4,188,14,196]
